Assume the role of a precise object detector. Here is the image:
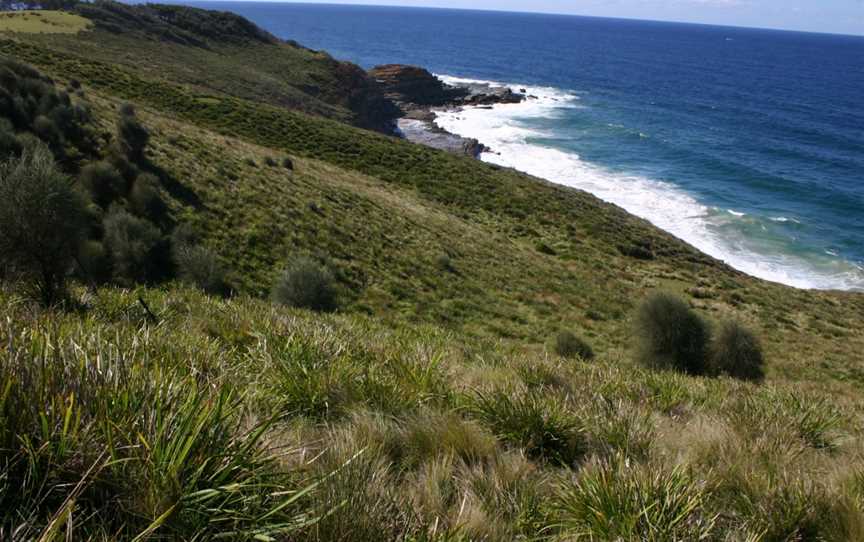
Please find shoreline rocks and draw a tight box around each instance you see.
[369,64,526,158]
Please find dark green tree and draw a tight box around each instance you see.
[0,143,87,304]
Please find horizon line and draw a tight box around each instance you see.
[177,0,864,38]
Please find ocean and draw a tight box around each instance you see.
[185,2,864,291]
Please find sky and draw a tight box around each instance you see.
[266,0,864,35]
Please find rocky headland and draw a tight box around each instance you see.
[369,64,527,157]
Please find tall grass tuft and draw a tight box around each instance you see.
[0,316,321,539]
[554,457,716,540]
[466,390,584,466]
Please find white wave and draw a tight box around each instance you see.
[433,75,864,292]
[727,210,746,217]
[769,216,801,224]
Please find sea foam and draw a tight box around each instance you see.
[434,76,864,291]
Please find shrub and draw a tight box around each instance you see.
[76,240,112,285]
[272,256,337,312]
[32,114,61,148]
[129,173,167,221]
[554,330,594,360]
[435,253,454,272]
[102,206,162,284]
[174,244,228,295]
[708,320,765,381]
[80,161,126,207]
[118,102,136,117]
[634,292,709,374]
[0,123,21,159]
[116,104,149,162]
[0,143,87,304]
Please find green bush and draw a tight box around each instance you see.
[634,292,709,375]
[0,119,21,159]
[435,253,454,272]
[272,256,337,312]
[116,104,150,162]
[103,206,162,284]
[708,320,765,381]
[32,114,61,149]
[129,172,167,221]
[174,244,228,295]
[0,143,87,304]
[554,330,594,360]
[80,161,126,207]
[76,239,112,285]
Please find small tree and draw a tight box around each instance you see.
[634,292,709,375]
[116,103,149,163]
[708,321,765,382]
[103,206,162,284]
[555,330,595,360]
[272,257,337,312]
[80,161,126,208]
[0,144,87,304]
[129,173,167,221]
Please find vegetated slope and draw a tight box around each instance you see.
[0,9,90,33]
[1,16,862,391]
[2,5,864,539]
[2,284,863,539]
[9,2,399,130]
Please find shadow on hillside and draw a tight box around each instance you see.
[144,159,204,210]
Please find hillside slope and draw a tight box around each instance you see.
[1,4,864,539]
[2,27,861,389]
[20,2,400,130]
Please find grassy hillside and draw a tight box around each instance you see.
[0,10,90,33]
[2,3,399,130]
[1,3,864,539]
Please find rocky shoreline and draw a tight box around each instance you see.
[369,64,528,157]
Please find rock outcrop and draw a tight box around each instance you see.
[369,64,468,106]
[369,64,526,158]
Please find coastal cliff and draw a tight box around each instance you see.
[369,63,526,156]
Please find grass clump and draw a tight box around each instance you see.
[272,256,337,312]
[554,458,716,540]
[708,320,765,381]
[635,292,709,375]
[554,330,594,360]
[466,390,584,466]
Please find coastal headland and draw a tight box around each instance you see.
[369,63,528,156]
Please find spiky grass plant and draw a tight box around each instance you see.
[553,456,716,540]
[465,389,584,466]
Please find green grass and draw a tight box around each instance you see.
[0,284,861,539]
[0,11,91,34]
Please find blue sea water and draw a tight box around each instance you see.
[186,2,864,290]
